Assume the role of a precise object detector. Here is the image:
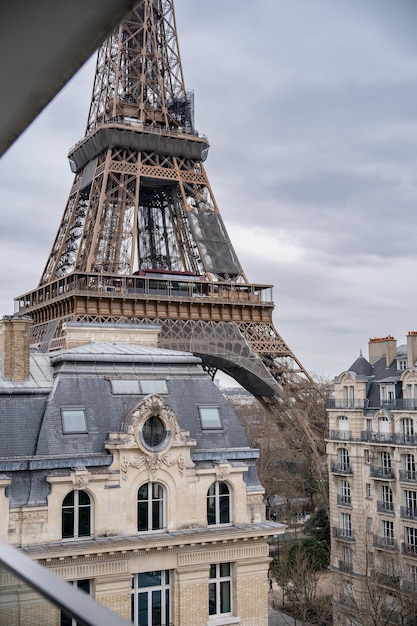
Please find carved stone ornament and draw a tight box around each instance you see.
[121,452,185,481]
[125,393,187,451]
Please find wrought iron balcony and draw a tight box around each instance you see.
[332,526,355,542]
[394,433,417,445]
[376,500,394,514]
[374,571,400,589]
[337,494,352,507]
[330,461,353,475]
[399,470,417,483]
[369,465,395,480]
[338,560,353,573]
[400,506,417,520]
[402,543,417,558]
[329,430,353,441]
[326,399,367,409]
[361,431,395,444]
[373,534,397,550]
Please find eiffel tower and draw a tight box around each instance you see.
[15,0,316,404]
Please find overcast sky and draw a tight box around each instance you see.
[1,0,417,380]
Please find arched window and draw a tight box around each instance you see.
[402,453,416,481]
[337,448,350,472]
[207,481,230,525]
[62,490,91,539]
[138,483,165,531]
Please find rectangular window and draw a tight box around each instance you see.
[382,520,394,545]
[131,570,170,626]
[110,379,141,394]
[61,408,87,434]
[366,483,372,499]
[61,580,91,626]
[364,449,370,464]
[199,406,222,429]
[140,380,168,395]
[340,512,352,538]
[209,563,232,616]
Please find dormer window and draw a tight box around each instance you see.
[380,384,395,406]
[398,359,407,371]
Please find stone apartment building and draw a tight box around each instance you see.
[0,316,281,626]
[327,333,417,625]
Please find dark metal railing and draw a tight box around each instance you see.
[330,461,352,475]
[329,430,353,441]
[376,500,394,514]
[0,541,130,626]
[337,494,352,507]
[369,465,395,479]
[338,560,353,573]
[326,399,367,409]
[399,470,417,483]
[400,506,417,520]
[332,527,355,541]
[373,535,397,550]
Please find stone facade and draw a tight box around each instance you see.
[0,318,282,625]
[327,334,417,625]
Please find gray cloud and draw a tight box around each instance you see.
[1,1,417,378]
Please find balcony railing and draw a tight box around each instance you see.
[402,543,417,558]
[374,571,400,589]
[369,465,395,480]
[361,431,395,444]
[330,461,353,475]
[332,527,355,541]
[399,470,417,483]
[373,535,397,550]
[337,494,352,507]
[338,560,353,573]
[377,500,394,514]
[329,430,353,441]
[400,506,417,520]
[327,399,367,409]
[361,431,417,445]
[0,541,130,626]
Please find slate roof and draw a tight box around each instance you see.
[0,341,260,506]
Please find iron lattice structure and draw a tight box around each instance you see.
[16,0,316,401]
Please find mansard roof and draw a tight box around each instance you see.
[0,339,258,507]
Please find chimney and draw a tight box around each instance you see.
[368,336,397,367]
[407,332,417,369]
[0,316,32,382]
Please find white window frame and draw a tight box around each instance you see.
[209,563,232,618]
[131,570,171,626]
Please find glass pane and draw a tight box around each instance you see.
[199,406,222,428]
[143,417,165,447]
[220,563,230,577]
[138,592,148,626]
[77,579,90,594]
[78,506,91,537]
[152,483,163,499]
[138,502,148,531]
[207,497,216,525]
[219,482,229,495]
[140,380,168,394]
[209,565,216,579]
[110,379,140,394]
[63,491,74,506]
[220,495,230,524]
[138,484,148,500]
[138,572,162,588]
[152,500,162,530]
[151,590,161,626]
[62,508,74,538]
[220,580,231,613]
[78,491,90,505]
[209,582,216,615]
[61,409,87,433]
